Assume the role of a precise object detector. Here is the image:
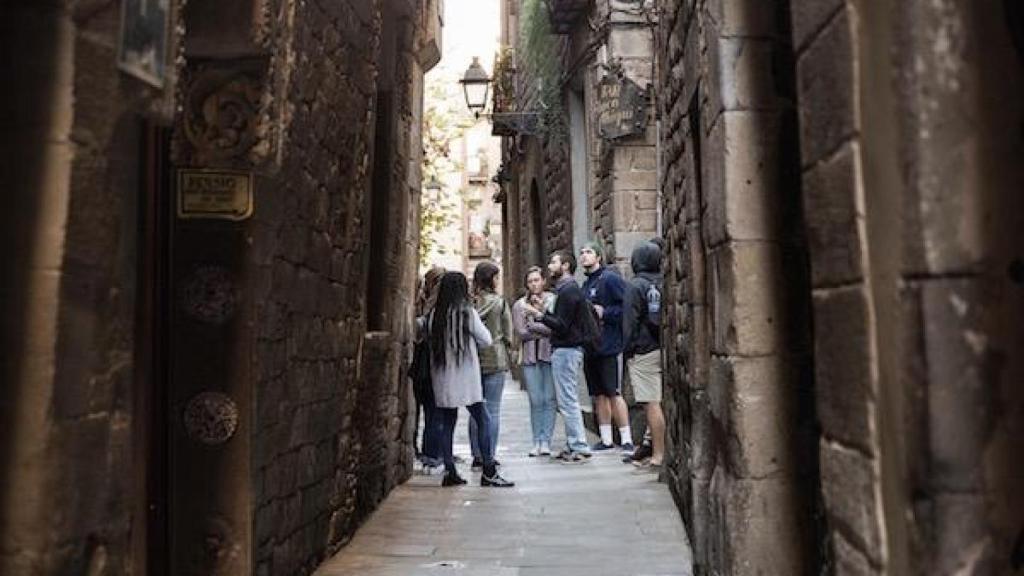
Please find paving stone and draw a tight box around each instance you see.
[315,384,694,575]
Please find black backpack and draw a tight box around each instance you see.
[581,299,603,354]
[409,340,432,404]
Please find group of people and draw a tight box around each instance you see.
[411,238,666,487]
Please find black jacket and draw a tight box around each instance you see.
[540,276,589,349]
[623,242,663,357]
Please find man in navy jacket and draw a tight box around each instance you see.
[579,241,634,452]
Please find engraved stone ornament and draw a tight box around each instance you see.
[184,70,263,163]
[183,392,239,445]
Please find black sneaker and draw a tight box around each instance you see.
[591,441,616,451]
[557,451,591,465]
[471,457,483,469]
[481,472,515,487]
[623,443,652,463]
[441,471,467,487]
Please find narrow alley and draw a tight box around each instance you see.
[315,384,692,576]
[3,0,1023,575]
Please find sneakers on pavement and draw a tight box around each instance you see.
[620,442,636,453]
[441,471,468,486]
[481,472,515,487]
[528,444,541,457]
[623,443,652,463]
[591,441,616,451]
[554,450,591,464]
[539,442,552,456]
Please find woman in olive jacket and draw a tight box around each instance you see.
[469,261,513,468]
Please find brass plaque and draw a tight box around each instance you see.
[177,169,253,220]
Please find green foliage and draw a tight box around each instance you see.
[419,75,474,266]
[519,0,567,140]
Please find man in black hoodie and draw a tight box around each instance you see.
[622,241,666,469]
[531,249,593,462]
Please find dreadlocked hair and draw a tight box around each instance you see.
[430,272,473,368]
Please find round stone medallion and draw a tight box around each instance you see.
[181,266,237,324]
[183,391,239,445]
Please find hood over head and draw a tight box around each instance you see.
[630,242,662,275]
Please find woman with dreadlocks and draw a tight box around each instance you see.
[421,271,515,487]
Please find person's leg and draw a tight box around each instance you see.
[468,401,514,486]
[423,402,443,463]
[468,404,482,462]
[605,354,632,446]
[646,401,666,465]
[551,348,590,454]
[539,361,557,448]
[522,364,544,448]
[438,407,458,472]
[466,402,493,463]
[481,372,506,457]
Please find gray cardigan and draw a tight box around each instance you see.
[417,307,493,408]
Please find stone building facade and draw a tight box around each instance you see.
[497,0,661,297]
[655,1,817,573]
[788,1,1024,573]
[655,0,1024,574]
[2,1,441,574]
[500,0,1024,574]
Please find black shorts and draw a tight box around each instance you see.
[584,353,621,397]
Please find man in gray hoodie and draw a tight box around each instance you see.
[622,241,666,469]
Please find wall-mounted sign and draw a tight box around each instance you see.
[118,0,170,87]
[177,169,254,220]
[597,74,649,140]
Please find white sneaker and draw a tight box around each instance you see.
[539,442,551,456]
[528,444,541,457]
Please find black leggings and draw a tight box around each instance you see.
[439,402,492,472]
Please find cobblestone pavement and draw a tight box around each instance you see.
[315,378,694,576]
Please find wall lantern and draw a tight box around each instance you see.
[460,57,491,117]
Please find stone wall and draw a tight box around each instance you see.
[1,0,432,574]
[792,1,1024,573]
[655,1,817,574]
[1,1,175,573]
[582,0,660,268]
[242,1,426,574]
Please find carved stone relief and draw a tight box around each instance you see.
[183,391,240,445]
[181,265,238,325]
[181,66,270,165]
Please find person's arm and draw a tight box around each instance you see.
[622,281,643,351]
[540,287,576,335]
[512,300,540,341]
[469,308,494,348]
[600,274,626,324]
[501,299,514,347]
[526,316,552,337]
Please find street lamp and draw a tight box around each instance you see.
[460,57,490,118]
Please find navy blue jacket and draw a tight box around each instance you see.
[581,265,626,357]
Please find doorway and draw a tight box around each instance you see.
[134,121,172,576]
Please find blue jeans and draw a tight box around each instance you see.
[470,371,506,459]
[420,402,444,463]
[440,403,491,472]
[523,362,556,445]
[550,347,591,454]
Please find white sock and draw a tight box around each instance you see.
[599,425,613,445]
[619,426,633,445]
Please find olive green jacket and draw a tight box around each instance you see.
[475,292,512,374]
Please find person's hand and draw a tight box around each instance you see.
[594,304,605,318]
